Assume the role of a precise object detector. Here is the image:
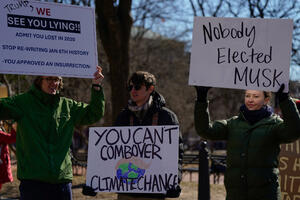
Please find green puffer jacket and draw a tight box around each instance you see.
[0,84,105,183]
[194,97,300,200]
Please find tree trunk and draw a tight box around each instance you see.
[95,0,132,124]
[1,74,12,97]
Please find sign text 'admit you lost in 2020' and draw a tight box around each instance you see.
[0,0,97,78]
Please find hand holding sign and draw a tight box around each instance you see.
[195,86,211,102]
[92,66,104,84]
[275,84,289,107]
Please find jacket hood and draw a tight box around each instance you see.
[29,84,60,105]
[150,91,166,110]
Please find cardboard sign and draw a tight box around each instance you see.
[279,140,300,199]
[189,17,293,92]
[0,0,97,78]
[86,126,179,193]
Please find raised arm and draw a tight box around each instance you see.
[273,85,300,143]
[73,66,105,125]
[194,86,229,140]
[0,95,24,121]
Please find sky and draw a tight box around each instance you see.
[131,0,300,81]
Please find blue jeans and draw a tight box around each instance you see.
[19,180,72,200]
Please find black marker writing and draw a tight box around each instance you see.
[203,22,256,48]
[94,126,178,146]
[217,46,272,64]
[100,143,162,160]
[90,174,178,192]
[234,66,282,87]
[4,0,30,13]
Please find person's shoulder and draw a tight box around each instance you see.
[225,115,241,125]
[229,115,239,121]
[60,96,72,101]
[269,113,283,123]
[157,106,179,125]
[8,91,31,102]
[160,106,177,117]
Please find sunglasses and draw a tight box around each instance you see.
[128,84,142,91]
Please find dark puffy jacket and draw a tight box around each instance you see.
[115,91,183,198]
[194,97,300,200]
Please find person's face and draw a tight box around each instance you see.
[244,90,269,110]
[128,82,154,106]
[41,76,61,95]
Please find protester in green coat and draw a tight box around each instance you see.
[0,66,105,200]
[194,85,300,200]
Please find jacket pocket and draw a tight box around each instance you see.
[247,168,279,187]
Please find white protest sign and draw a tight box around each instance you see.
[86,126,179,193]
[189,17,293,92]
[0,0,97,78]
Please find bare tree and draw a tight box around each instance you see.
[93,0,184,123]
[187,0,300,79]
[188,0,226,17]
[95,0,132,123]
[0,75,13,97]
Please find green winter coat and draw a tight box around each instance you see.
[0,84,105,183]
[194,97,300,200]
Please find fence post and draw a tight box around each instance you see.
[198,141,210,200]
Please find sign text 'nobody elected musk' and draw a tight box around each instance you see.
[189,17,293,92]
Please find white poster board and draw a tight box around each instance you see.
[0,0,97,78]
[189,17,293,92]
[86,126,179,193]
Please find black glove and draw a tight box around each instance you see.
[82,185,97,196]
[166,185,181,198]
[275,84,289,107]
[195,86,211,102]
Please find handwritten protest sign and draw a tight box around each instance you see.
[86,126,179,193]
[0,0,97,78]
[279,139,300,199]
[189,17,293,92]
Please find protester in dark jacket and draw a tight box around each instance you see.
[115,71,184,200]
[194,85,300,200]
[0,66,105,200]
[0,125,16,190]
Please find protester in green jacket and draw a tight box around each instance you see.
[194,85,300,200]
[0,66,105,200]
